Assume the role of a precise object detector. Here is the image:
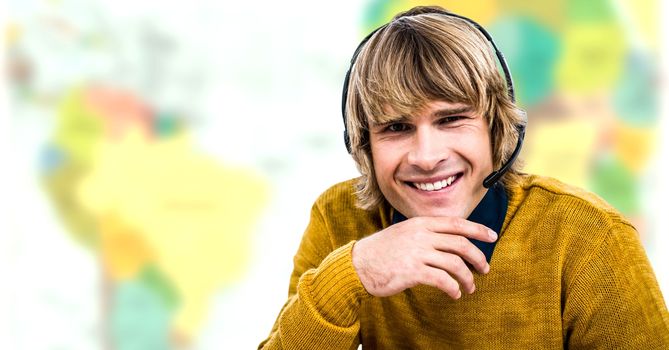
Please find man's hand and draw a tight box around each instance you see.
[352,217,497,299]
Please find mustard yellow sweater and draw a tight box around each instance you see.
[259,175,669,349]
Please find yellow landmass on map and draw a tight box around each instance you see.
[99,213,155,280]
[383,0,499,25]
[77,128,268,339]
[498,0,564,32]
[523,119,599,189]
[614,123,658,175]
[618,0,660,50]
[555,23,626,93]
[41,158,99,247]
[53,88,105,165]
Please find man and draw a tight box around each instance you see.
[259,6,669,349]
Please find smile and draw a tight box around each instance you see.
[411,174,459,192]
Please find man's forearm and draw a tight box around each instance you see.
[259,242,368,349]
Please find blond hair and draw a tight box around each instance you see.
[345,6,526,210]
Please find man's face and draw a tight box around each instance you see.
[369,100,493,218]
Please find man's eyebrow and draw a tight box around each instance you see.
[370,115,410,126]
[370,106,473,126]
[432,106,473,117]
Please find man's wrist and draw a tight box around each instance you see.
[300,240,371,327]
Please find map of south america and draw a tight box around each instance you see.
[42,86,268,349]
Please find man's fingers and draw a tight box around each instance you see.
[420,266,462,299]
[423,251,476,294]
[431,235,490,274]
[422,216,498,242]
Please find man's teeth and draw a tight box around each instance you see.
[414,176,456,191]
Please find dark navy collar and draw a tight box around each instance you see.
[391,184,508,263]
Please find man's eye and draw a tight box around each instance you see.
[439,116,465,124]
[385,123,410,132]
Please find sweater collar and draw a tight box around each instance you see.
[391,184,508,263]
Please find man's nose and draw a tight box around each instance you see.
[406,127,446,171]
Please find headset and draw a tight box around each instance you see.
[341,8,526,188]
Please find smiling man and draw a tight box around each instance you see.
[369,101,492,220]
[259,6,669,349]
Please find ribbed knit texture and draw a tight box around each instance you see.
[259,175,669,349]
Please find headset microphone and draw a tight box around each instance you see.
[482,114,525,188]
[341,9,526,188]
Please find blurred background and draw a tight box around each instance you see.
[2,0,668,349]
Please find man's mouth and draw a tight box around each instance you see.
[410,173,461,192]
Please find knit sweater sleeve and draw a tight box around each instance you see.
[562,221,669,348]
[258,201,370,350]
